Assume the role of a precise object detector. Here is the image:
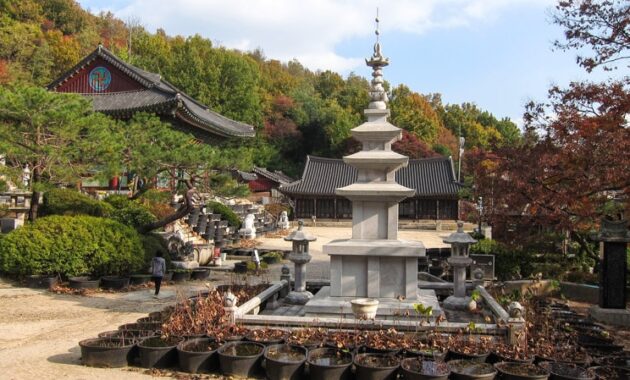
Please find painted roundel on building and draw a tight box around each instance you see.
[88,66,112,91]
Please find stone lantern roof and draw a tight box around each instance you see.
[284,221,316,242]
[443,221,477,245]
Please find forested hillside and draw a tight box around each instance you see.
[0,0,520,177]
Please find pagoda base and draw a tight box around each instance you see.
[304,286,442,320]
[326,239,425,299]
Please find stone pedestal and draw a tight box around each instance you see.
[285,251,313,304]
[327,239,424,299]
[443,256,473,310]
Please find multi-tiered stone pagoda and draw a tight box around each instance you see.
[306,17,441,318]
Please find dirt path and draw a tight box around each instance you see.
[0,279,210,380]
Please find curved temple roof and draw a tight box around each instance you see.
[280,155,462,198]
[48,45,255,139]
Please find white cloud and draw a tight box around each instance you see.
[81,0,554,72]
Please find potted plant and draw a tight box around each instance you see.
[68,275,100,289]
[364,328,404,355]
[137,336,183,368]
[402,334,448,360]
[538,362,595,380]
[26,274,59,289]
[79,337,135,368]
[129,274,152,285]
[491,343,535,363]
[245,328,288,346]
[307,347,353,380]
[191,267,210,280]
[171,269,191,282]
[494,362,550,380]
[263,344,307,380]
[100,275,130,290]
[326,330,366,351]
[286,327,327,349]
[400,357,451,380]
[448,359,497,380]
[177,337,221,374]
[353,353,400,380]
[589,366,630,380]
[217,341,265,378]
[448,324,493,362]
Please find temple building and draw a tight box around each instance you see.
[280,155,461,221]
[234,166,294,201]
[48,45,255,141]
[47,45,255,191]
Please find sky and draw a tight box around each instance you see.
[76,0,611,125]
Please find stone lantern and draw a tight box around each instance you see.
[284,220,316,304]
[443,221,477,310]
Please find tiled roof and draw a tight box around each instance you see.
[280,155,461,197]
[48,45,255,138]
[253,167,294,185]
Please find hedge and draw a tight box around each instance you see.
[0,215,144,277]
[207,201,241,228]
[40,188,113,217]
[104,195,157,229]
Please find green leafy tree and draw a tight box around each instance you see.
[390,84,441,144]
[109,112,253,232]
[0,86,116,220]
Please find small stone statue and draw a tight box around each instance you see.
[508,301,524,318]
[224,290,238,308]
[277,211,290,230]
[239,213,256,239]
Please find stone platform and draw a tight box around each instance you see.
[304,286,442,320]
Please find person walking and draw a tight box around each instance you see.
[150,251,166,298]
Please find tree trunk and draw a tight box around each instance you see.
[138,181,198,234]
[571,231,598,262]
[28,168,40,221]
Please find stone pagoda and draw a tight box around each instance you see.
[306,16,440,318]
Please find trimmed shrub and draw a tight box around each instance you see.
[141,233,170,270]
[0,215,144,277]
[40,188,113,217]
[104,195,157,230]
[207,201,241,228]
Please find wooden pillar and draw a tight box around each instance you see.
[436,199,440,220]
[414,198,418,220]
[334,197,337,220]
[313,198,317,219]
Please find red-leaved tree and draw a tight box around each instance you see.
[468,0,629,258]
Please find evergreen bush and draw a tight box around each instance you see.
[207,201,241,228]
[40,188,113,217]
[0,215,144,277]
[104,194,157,229]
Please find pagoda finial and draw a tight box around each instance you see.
[366,8,389,110]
